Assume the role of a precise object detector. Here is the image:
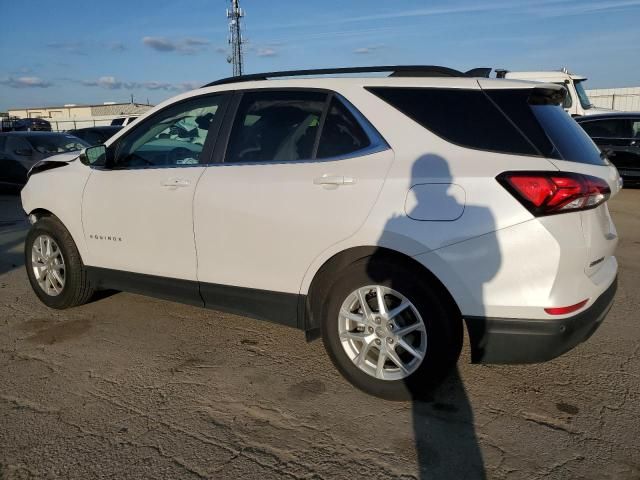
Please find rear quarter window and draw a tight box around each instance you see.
[369,86,606,166]
[367,87,538,156]
[530,106,605,165]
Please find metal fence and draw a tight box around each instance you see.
[587,87,640,111]
[48,119,114,132]
[1,118,125,133]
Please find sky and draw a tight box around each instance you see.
[1,0,640,111]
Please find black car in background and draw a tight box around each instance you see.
[12,118,52,132]
[576,113,640,185]
[68,126,122,145]
[0,132,89,189]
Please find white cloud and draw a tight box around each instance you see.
[0,76,52,88]
[353,45,384,54]
[81,76,199,92]
[256,47,277,57]
[83,76,123,90]
[142,36,210,54]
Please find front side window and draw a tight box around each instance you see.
[633,120,640,138]
[580,119,630,139]
[113,95,222,168]
[317,97,371,159]
[225,90,327,163]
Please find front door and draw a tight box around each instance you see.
[82,93,228,290]
[193,90,393,321]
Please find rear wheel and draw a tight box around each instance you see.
[321,258,462,400]
[25,216,94,309]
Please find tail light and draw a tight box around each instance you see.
[497,172,610,216]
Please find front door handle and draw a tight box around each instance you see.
[313,175,356,187]
[161,178,191,188]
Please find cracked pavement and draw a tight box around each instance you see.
[0,190,639,479]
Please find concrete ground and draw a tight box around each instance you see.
[0,189,638,480]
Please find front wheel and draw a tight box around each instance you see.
[321,258,462,400]
[25,216,95,309]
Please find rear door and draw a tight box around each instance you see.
[193,89,392,318]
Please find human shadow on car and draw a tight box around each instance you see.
[367,154,501,478]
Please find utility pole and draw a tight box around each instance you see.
[226,0,245,77]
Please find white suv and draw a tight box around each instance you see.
[21,66,620,400]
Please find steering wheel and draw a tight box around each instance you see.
[168,147,197,164]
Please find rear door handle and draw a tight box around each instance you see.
[161,178,191,188]
[313,175,356,187]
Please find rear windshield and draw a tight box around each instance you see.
[26,134,90,154]
[367,86,606,165]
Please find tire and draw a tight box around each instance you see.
[321,257,462,401]
[25,216,95,309]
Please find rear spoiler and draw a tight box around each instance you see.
[466,68,511,78]
[528,84,567,106]
[465,67,492,78]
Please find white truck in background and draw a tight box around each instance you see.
[496,68,614,117]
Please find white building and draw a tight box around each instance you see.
[7,102,153,131]
[586,87,640,111]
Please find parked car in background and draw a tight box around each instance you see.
[11,118,52,132]
[576,113,640,185]
[68,126,123,145]
[1,117,19,132]
[0,132,89,188]
[110,116,139,126]
[498,68,612,117]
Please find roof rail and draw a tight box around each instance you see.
[203,65,467,87]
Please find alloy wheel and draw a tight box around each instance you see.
[338,285,427,381]
[31,234,66,297]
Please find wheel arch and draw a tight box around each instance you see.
[25,207,89,263]
[27,208,55,222]
[303,246,461,341]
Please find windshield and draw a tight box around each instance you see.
[26,134,90,154]
[574,80,592,110]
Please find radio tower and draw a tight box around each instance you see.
[226,0,245,77]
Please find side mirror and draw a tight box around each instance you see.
[80,144,107,166]
[15,148,33,156]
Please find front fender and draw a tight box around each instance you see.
[21,160,91,261]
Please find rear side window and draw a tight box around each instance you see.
[317,97,370,159]
[369,86,606,165]
[226,90,327,163]
[367,87,538,156]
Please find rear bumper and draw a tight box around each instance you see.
[465,277,618,364]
